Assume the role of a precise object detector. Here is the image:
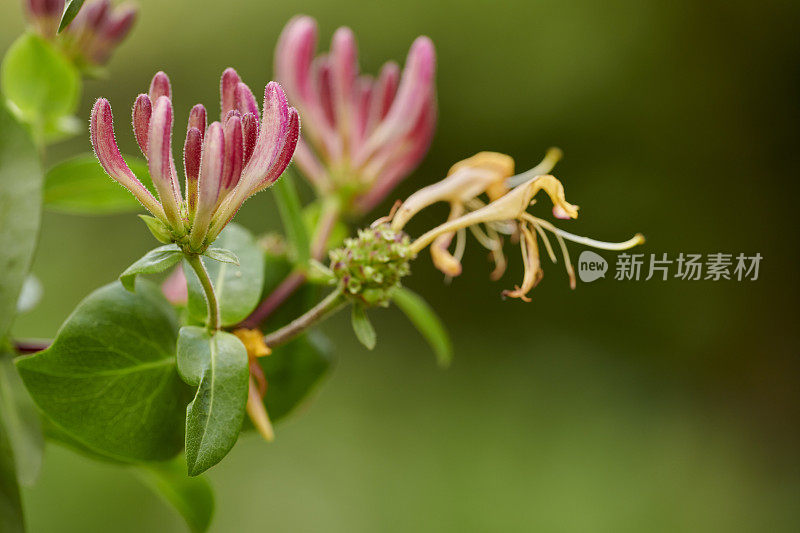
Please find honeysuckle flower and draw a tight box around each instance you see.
[391,152,644,301]
[392,149,563,279]
[91,69,299,253]
[275,15,437,214]
[24,0,137,68]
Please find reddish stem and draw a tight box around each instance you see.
[240,200,340,329]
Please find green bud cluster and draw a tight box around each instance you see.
[329,225,414,307]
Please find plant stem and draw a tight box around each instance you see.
[262,289,347,348]
[240,199,340,329]
[185,253,220,332]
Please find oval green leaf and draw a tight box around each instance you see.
[351,305,376,350]
[120,245,183,292]
[1,33,80,138]
[178,327,248,476]
[15,281,190,462]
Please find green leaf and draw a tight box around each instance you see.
[272,167,310,266]
[59,0,86,33]
[0,350,43,486]
[135,458,215,533]
[1,33,81,141]
[351,305,376,350]
[392,287,453,368]
[259,332,333,422]
[203,248,239,265]
[177,327,248,476]
[44,154,155,215]
[139,215,172,244]
[0,104,42,340]
[184,224,264,327]
[0,407,24,533]
[120,244,183,292]
[16,281,190,462]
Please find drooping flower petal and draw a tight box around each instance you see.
[501,223,542,301]
[132,93,151,154]
[90,98,165,220]
[147,96,183,228]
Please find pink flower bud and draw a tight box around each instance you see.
[132,94,151,153]
[147,96,183,229]
[149,71,172,102]
[90,98,165,221]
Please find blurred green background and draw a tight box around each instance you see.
[3,0,800,530]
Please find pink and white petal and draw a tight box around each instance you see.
[239,82,288,191]
[250,107,299,194]
[147,96,183,227]
[365,61,399,134]
[355,97,437,214]
[330,27,358,132]
[355,36,435,166]
[221,114,244,195]
[235,82,259,116]
[90,98,165,220]
[349,76,373,159]
[190,122,225,248]
[274,15,318,104]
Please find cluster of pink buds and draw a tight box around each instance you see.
[24,0,137,67]
[91,69,299,252]
[275,15,437,214]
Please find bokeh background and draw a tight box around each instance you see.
[3,0,800,531]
